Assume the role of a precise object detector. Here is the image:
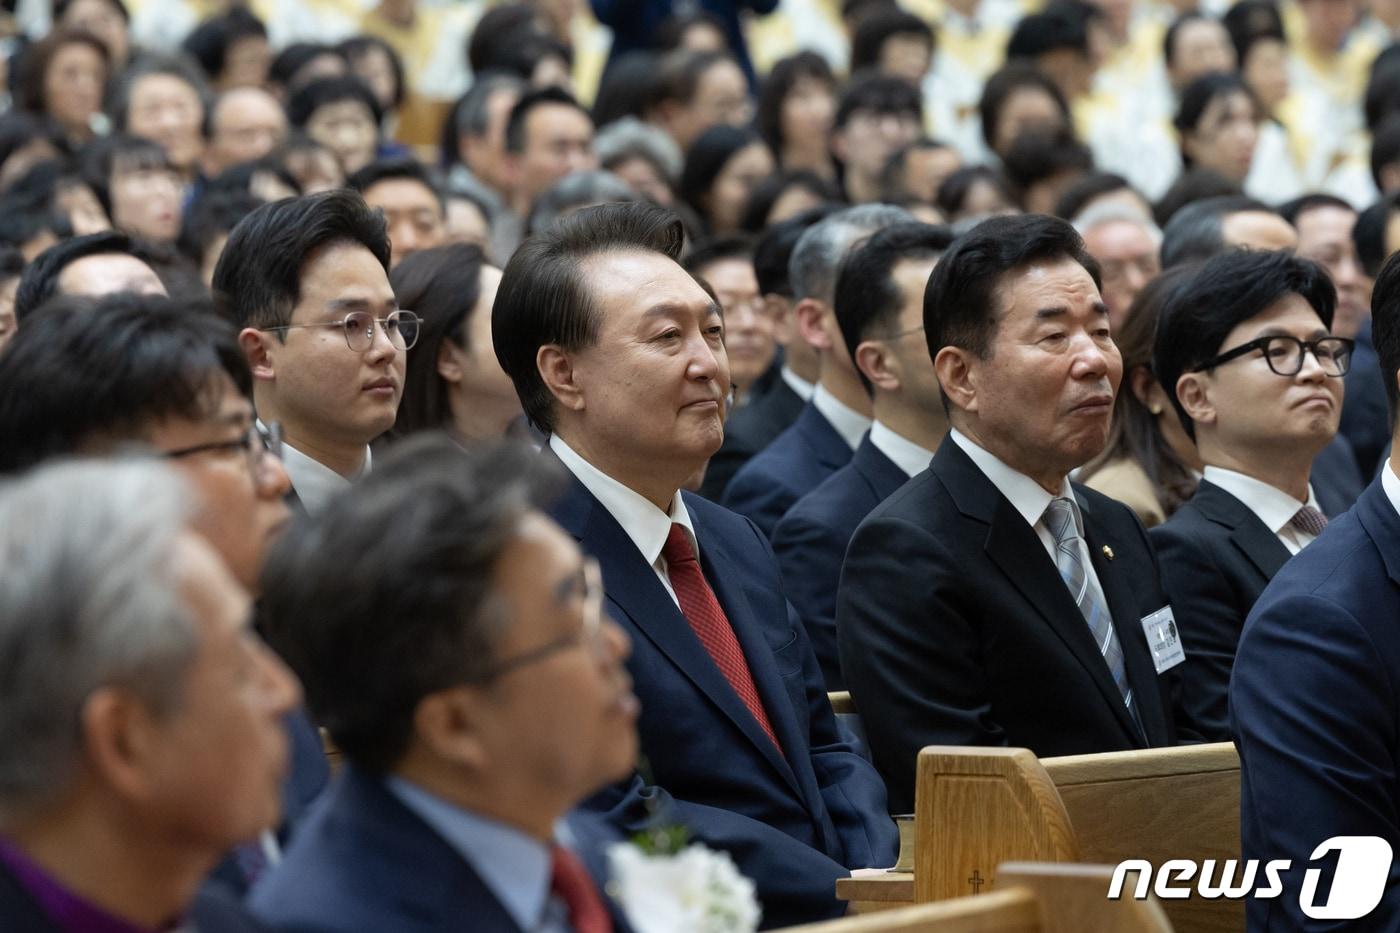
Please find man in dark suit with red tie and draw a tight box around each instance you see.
[492,202,899,928]
[253,438,639,932]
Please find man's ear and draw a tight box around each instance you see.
[537,345,584,413]
[1176,371,1215,429]
[793,299,833,352]
[239,327,276,382]
[437,339,465,385]
[855,339,900,393]
[413,690,489,773]
[830,127,849,163]
[80,687,162,804]
[934,345,977,413]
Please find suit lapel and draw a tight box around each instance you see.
[852,437,912,502]
[797,403,854,470]
[935,439,1145,745]
[1191,481,1290,583]
[553,477,803,795]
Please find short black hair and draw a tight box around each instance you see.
[1007,5,1090,59]
[211,189,390,330]
[15,230,155,321]
[679,124,764,225]
[923,213,1101,365]
[836,221,954,393]
[504,86,590,154]
[1371,247,1400,420]
[648,49,737,111]
[78,134,175,217]
[493,201,685,432]
[388,243,489,437]
[0,292,251,474]
[268,41,345,96]
[878,138,954,203]
[592,52,661,127]
[338,35,406,110]
[752,205,840,296]
[286,74,382,129]
[178,188,263,268]
[1154,249,1337,437]
[1354,193,1400,278]
[756,52,835,154]
[467,4,542,73]
[182,7,267,84]
[1053,171,1134,220]
[0,112,67,178]
[850,9,935,74]
[1165,12,1219,68]
[1000,126,1093,205]
[935,164,1014,219]
[203,156,302,199]
[740,169,841,232]
[1174,71,1258,160]
[259,435,560,774]
[1279,192,1354,227]
[834,71,923,130]
[1373,115,1400,190]
[1222,1,1284,67]
[483,30,574,85]
[1160,194,1274,268]
[978,62,1071,153]
[684,234,755,281]
[1153,167,1242,227]
[1365,57,1400,133]
[346,156,446,213]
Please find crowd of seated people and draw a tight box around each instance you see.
[3,0,1400,928]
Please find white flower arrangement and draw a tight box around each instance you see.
[606,840,762,933]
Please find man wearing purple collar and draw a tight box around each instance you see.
[0,460,298,932]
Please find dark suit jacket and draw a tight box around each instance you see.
[699,379,804,501]
[721,402,854,539]
[772,436,910,690]
[551,473,899,928]
[837,436,1183,812]
[251,767,628,932]
[1313,433,1365,517]
[0,858,267,933]
[1341,321,1392,479]
[1150,480,1290,742]
[1232,477,1400,932]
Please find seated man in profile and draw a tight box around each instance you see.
[254,437,639,931]
[0,459,299,931]
[1151,249,1347,740]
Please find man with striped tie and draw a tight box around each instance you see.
[837,214,1191,814]
[1149,249,1349,742]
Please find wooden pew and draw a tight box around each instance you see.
[839,743,1241,933]
[794,863,1173,932]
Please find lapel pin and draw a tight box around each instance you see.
[1102,545,1115,560]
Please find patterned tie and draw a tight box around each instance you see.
[1042,497,1139,727]
[662,524,783,752]
[1289,505,1328,537]
[550,844,613,933]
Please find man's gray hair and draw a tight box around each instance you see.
[527,170,643,236]
[789,203,915,303]
[594,117,684,184]
[1072,202,1163,245]
[0,459,198,816]
[455,72,528,139]
[107,51,214,133]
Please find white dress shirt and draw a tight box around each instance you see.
[550,434,697,608]
[812,385,871,452]
[1383,459,1400,517]
[259,420,370,517]
[950,429,1114,615]
[780,365,816,402]
[1202,466,1322,556]
[868,421,936,479]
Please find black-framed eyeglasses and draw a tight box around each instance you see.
[1190,335,1355,378]
[470,558,606,683]
[164,422,282,479]
[261,309,421,352]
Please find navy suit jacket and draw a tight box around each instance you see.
[772,436,910,690]
[251,767,628,932]
[722,402,854,539]
[699,379,805,502]
[1150,480,1290,742]
[1232,477,1400,932]
[550,471,898,929]
[837,436,1185,812]
[1341,321,1391,479]
[1313,434,1365,518]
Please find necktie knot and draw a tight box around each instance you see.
[1290,505,1328,537]
[663,523,696,566]
[1043,496,1080,546]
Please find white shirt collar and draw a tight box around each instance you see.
[550,433,698,564]
[1384,459,1400,518]
[950,428,1072,530]
[780,365,816,402]
[259,420,370,516]
[812,384,871,452]
[1202,466,1318,536]
[868,421,936,479]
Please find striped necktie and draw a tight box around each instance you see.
[1043,497,1140,730]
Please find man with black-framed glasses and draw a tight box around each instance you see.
[1151,248,1351,740]
[216,188,412,515]
[253,436,639,932]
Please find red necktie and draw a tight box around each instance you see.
[662,524,783,753]
[550,844,613,933]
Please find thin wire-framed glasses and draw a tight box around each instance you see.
[163,422,283,479]
[1189,335,1354,377]
[262,309,422,352]
[470,558,606,683]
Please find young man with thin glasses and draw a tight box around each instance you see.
[1150,248,1352,740]
[217,188,422,515]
